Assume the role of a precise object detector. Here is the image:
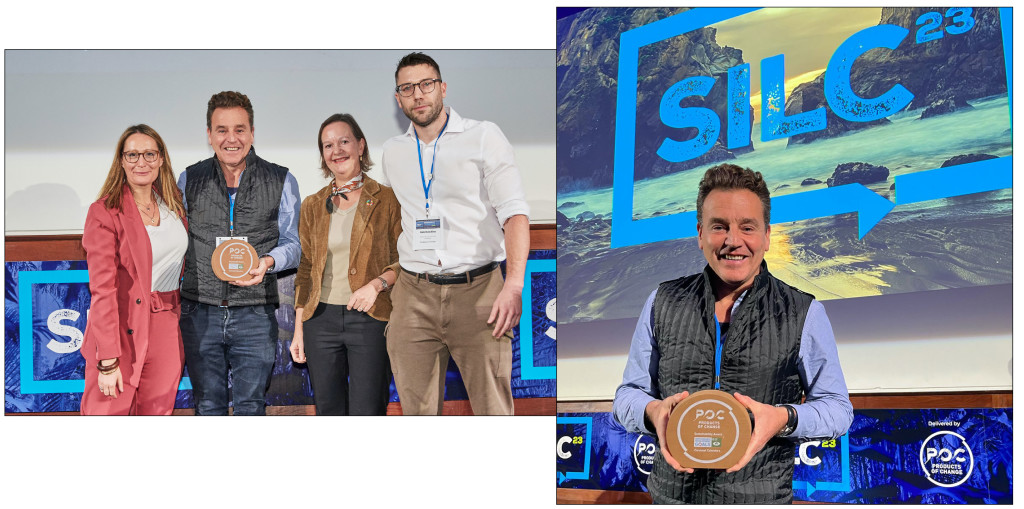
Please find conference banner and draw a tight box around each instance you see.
[556,409,1012,503]
[556,7,1012,380]
[4,249,555,413]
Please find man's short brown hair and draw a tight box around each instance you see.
[696,163,771,226]
[206,91,254,130]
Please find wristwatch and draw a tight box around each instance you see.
[775,404,797,437]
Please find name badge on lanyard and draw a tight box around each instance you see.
[413,217,446,250]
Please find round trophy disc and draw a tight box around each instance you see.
[665,389,753,469]
[211,239,257,281]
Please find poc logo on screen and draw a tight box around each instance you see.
[633,435,656,475]
[919,431,974,488]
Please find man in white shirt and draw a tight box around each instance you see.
[380,52,530,415]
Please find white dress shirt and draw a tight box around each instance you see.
[380,107,530,274]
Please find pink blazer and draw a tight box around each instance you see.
[80,185,186,387]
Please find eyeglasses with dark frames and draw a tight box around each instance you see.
[123,150,160,163]
[395,78,441,97]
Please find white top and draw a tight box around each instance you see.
[380,107,530,274]
[145,195,188,292]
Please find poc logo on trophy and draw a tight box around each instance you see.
[694,408,726,421]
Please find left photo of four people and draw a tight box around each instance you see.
[5,49,557,416]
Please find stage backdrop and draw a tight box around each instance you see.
[4,250,555,413]
[4,49,555,234]
[556,409,1012,503]
[556,7,1013,399]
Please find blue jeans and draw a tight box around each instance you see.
[180,298,278,415]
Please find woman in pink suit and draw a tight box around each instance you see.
[80,124,188,415]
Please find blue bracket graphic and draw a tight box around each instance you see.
[603,182,896,243]
[19,270,90,394]
[519,258,556,380]
[557,416,594,484]
[793,433,851,497]
[18,269,191,394]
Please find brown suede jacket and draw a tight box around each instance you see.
[294,174,402,322]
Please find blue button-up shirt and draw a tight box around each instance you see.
[613,288,853,440]
[176,169,300,273]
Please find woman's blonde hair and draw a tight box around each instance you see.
[97,124,184,217]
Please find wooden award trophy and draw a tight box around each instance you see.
[211,239,258,282]
[665,390,753,469]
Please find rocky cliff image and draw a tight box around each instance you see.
[557,7,753,191]
[787,7,1006,146]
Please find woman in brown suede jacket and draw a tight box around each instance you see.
[290,113,402,415]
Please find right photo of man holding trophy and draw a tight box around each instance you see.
[612,163,853,504]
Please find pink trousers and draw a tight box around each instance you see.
[80,290,185,415]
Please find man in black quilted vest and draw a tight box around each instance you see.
[176,91,301,415]
[613,163,852,503]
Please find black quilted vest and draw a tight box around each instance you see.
[181,148,288,306]
[647,262,812,504]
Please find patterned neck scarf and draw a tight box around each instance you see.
[326,173,364,212]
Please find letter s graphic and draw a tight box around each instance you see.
[545,298,556,340]
[46,308,84,353]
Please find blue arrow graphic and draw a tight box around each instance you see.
[612,155,1014,247]
[894,156,1012,205]
[611,184,895,248]
[772,184,895,239]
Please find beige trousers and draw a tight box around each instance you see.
[386,268,514,415]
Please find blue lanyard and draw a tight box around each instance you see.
[414,113,450,216]
[227,169,243,236]
[229,191,236,235]
[714,316,723,390]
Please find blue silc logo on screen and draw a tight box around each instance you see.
[19,270,191,394]
[557,416,593,484]
[520,258,555,380]
[792,434,851,496]
[611,7,1013,249]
